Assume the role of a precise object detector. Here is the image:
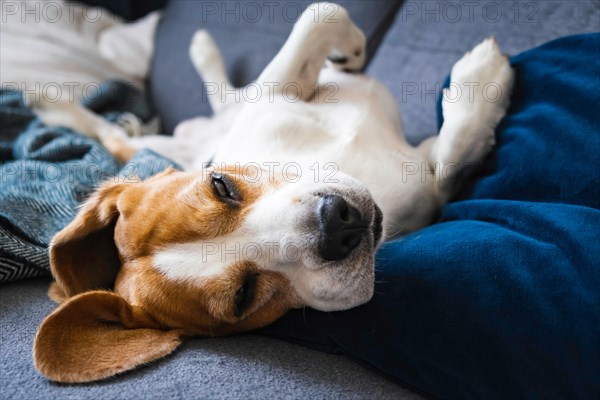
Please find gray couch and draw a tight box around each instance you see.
[2,1,598,399]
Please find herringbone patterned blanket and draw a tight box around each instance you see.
[0,83,178,283]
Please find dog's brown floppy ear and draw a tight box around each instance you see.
[50,181,126,297]
[33,291,182,383]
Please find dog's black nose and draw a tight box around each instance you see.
[317,195,367,261]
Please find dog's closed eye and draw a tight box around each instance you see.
[235,273,258,317]
[211,172,242,204]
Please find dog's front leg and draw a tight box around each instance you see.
[255,3,366,101]
[189,30,240,114]
[431,38,515,204]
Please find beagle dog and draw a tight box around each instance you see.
[29,3,514,383]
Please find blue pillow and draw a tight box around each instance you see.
[259,33,600,399]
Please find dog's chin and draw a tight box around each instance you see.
[300,261,375,312]
[315,239,378,311]
[293,198,381,312]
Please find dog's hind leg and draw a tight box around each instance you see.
[24,91,138,163]
[24,90,130,142]
[25,91,200,167]
[429,37,515,204]
[189,30,239,114]
[255,3,366,101]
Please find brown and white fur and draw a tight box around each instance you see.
[28,3,514,383]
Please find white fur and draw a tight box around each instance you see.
[153,171,377,311]
[154,243,226,281]
[23,3,514,311]
[1,0,160,100]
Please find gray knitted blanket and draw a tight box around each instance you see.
[0,82,178,283]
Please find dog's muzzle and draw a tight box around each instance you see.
[317,194,374,261]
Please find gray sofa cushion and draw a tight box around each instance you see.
[150,0,403,134]
[0,278,422,400]
[366,0,600,144]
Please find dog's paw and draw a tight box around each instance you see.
[443,37,514,119]
[189,30,220,72]
[326,42,365,72]
[115,112,143,138]
[436,38,515,172]
[298,3,365,72]
[325,22,366,72]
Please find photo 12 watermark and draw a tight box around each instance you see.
[198,1,341,23]
[1,1,123,24]
[1,159,485,186]
[203,161,341,184]
[400,80,506,104]
[399,1,539,24]
[0,1,344,25]
[2,81,141,104]
[202,81,340,105]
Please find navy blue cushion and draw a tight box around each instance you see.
[150,0,403,134]
[260,33,600,399]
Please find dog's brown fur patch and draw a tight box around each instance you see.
[35,167,300,382]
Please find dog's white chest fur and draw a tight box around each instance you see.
[216,70,401,162]
[208,69,430,236]
[26,3,514,239]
